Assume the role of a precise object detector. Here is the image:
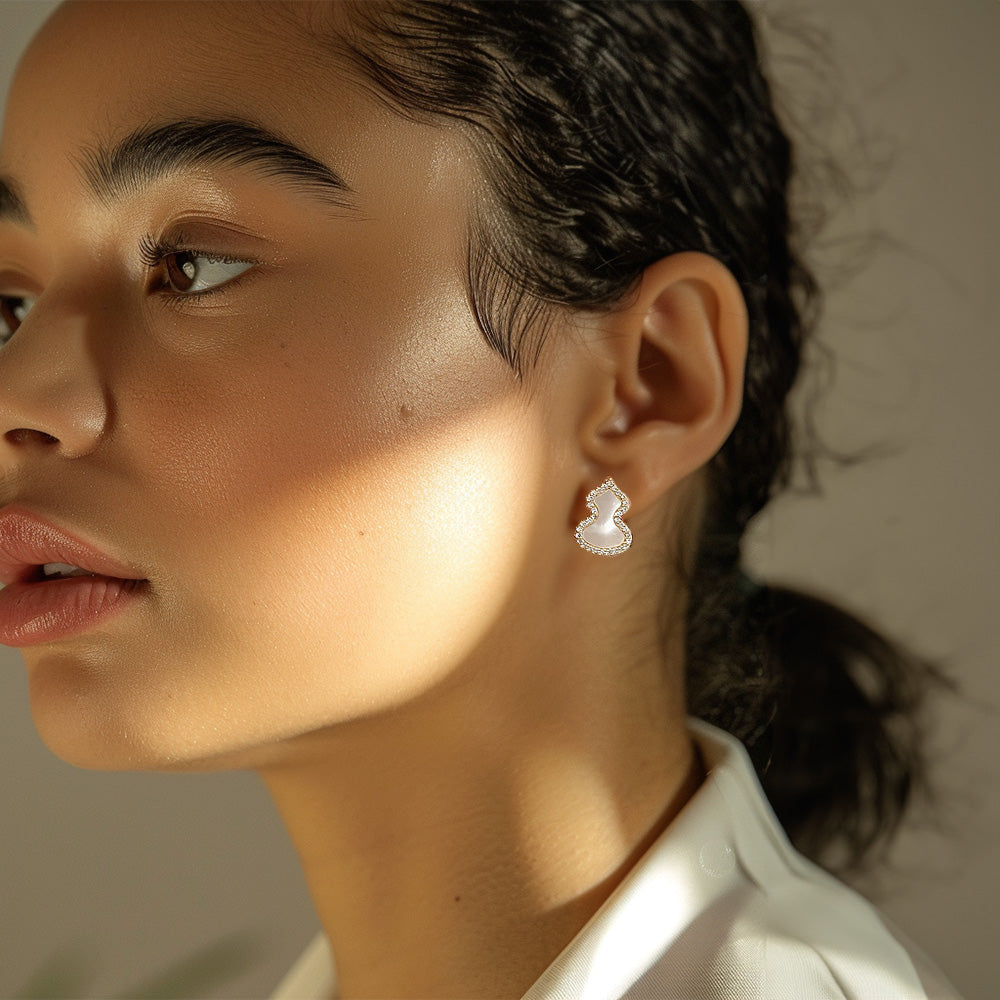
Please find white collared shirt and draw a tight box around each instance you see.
[270,721,959,999]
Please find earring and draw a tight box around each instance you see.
[575,477,633,556]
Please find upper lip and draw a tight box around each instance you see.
[0,505,145,586]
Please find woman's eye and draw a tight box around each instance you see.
[160,251,253,295]
[0,294,35,345]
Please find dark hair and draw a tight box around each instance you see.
[322,0,946,872]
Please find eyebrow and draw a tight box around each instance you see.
[80,117,355,207]
[0,116,355,228]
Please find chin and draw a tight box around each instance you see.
[23,651,241,772]
[29,705,273,774]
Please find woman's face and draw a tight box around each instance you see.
[0,1,561,768]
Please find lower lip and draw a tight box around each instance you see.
[0,576,145,647]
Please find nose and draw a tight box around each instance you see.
[0,295,108,462]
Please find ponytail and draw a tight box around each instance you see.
[685,566,947,872]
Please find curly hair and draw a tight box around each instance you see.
[318,0,945,873]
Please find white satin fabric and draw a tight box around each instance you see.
[270,720,959,1000]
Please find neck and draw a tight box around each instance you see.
[254,668,701,998]
[258,584,701,999]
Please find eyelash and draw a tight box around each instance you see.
[137,231,255,301]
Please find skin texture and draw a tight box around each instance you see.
[0,3,748,997]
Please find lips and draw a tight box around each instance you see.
[0,506,147,646]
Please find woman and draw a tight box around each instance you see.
[0,1,960,997]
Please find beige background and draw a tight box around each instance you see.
[0,1,997,997]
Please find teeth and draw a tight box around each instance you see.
[42,562,96,579]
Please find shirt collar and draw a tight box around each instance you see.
[519,720,766,1000]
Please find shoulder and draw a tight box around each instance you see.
[651,720,962,1000]
[629,869,960,1000]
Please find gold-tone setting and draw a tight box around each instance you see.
[574,477,633,556]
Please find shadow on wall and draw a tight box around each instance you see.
[15,931,262,1000]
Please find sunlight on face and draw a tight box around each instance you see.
[0,1,560,769]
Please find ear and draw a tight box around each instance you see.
[578,252,748,515]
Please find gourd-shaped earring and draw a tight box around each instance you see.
[575,477,632,556]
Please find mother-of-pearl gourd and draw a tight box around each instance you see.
[574,478,633,556]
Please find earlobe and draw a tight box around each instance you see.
[582,252,748,514]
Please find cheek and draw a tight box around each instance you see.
[234,403,545,718]
[92,290,551,747]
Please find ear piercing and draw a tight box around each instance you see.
[575,478,632,556]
